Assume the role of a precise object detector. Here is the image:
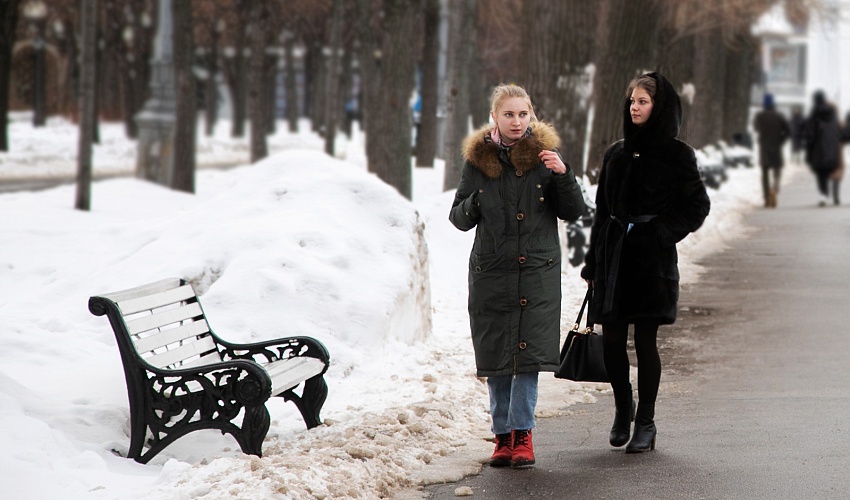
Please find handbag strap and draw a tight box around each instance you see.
[573,286,594,331]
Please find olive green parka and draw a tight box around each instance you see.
[449,121,586,377]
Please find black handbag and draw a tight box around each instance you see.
[555,287,610,383]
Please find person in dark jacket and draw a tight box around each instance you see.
[790,104,807,164]
[804,91,842,206]
[753,93,790,208]
[449,83,586,468]
[581,73,710,453]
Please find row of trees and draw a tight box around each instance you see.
[0,0,816,203]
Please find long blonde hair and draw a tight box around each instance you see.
[490,84,538,122]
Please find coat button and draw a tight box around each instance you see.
[516,213,525,221]
[474,265,482,272]
[515,169,523,177]
[518,255,527,264]
[536,184,542,189]
[518,341,527,350]
[547,258,554,266]
[519,298,528,306]
[538,197,545,202]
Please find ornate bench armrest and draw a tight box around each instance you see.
[216,334,330,369]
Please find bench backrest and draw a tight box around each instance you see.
[92,278,223,370]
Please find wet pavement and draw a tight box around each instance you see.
[423,167,850,499]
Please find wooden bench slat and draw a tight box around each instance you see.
[101,278,183,303]
[126,302,204,335]
[266,357,327,395]
[118,284,196,316]
[178,351,224,369]
[133,320,210,353]
[143,336,218,369]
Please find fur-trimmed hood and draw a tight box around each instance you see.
[461,121,561,179]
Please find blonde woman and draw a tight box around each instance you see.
[449,84,586,468]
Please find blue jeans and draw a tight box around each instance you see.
[487,372,538,435]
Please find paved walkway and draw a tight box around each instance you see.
[424,166,850,499]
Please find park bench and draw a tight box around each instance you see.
[88,277,330,464]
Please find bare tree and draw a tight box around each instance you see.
[222,1,249,138]
[0,0,21,151]
[722,33,757,142]
[282,29,299,132]
[248,0,269,162]
[172,0,196,192]
[76,0,98,211]
[323,0,343,156]
[586,0,660,182]
[520,0,597,177]
[353,0,420,199]
[441,0,476,192]
[415,0,440,167]
[371,0,420,199]
[354,0,379,159]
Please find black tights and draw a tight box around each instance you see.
[602,321,661,404]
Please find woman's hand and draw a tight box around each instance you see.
[538,150,567,174]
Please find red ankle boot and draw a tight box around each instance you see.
[511,429,535,467]
[489,433,512,467]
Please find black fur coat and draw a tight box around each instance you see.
[581,73,710,325]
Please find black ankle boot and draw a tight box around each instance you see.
[609,388,635,447]
[625,403,656,453]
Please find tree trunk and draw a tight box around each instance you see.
[0,0,20,152]
[77,0,98,211]
[324,0,344,157]
[265,53,277,135]
[308,42,325,136]
[370,0,420,199]
[467,45,489,129]
[226,3,249,138]
[722,33,756,143]
[248,0,269,162]
[340,46,353,137]
[284,35,299,132]
[689,26,726,150]
[205,29,220,136]
[415,0,440,167]
[355,0,380,163]
[655,25,695,143]
[520,0,596,177]
[442,0,475,192]
[586,0,660,183]
[172,0,196,193]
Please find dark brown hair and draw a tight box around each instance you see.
[626,75,657,101]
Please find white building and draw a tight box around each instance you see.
[754,0,850,118]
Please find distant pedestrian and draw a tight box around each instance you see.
[753,93,791,208]
[449,84,586,468]
[804,91,842,206]
[789,104,807,164]
[581,72,710,453]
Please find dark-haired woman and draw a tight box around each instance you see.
[581,73,710,453]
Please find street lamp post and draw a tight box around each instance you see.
[23,0,48,127]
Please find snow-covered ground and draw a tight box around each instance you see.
[0,112,771,499]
